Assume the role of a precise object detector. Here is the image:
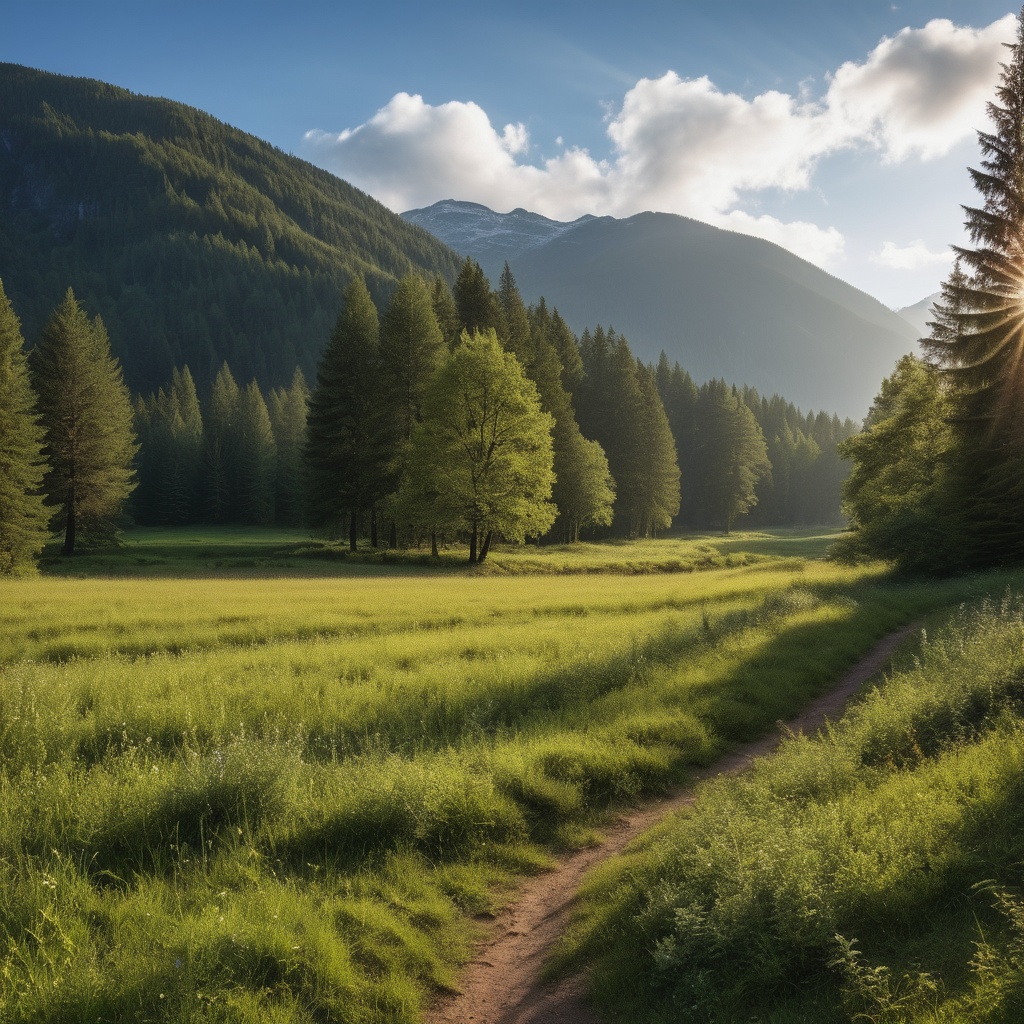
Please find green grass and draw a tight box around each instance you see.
[559,593,1024,1024]
[0,528,1015,1022]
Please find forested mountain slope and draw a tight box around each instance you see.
[0,63,461,393]
[404,201,919,417]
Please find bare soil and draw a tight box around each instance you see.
[425,623,920,1024]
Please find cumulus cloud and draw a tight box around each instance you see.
[871,239,954,270]
[303,14,1014,267]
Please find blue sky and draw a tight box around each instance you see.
[3,1,1018,307]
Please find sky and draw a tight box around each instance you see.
[3,0,1019,308]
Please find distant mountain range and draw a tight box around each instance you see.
[404,200,920,418]
[0,64,460,394]
[896,292,942,338]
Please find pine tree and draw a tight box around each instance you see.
[268,368,309,527]
[923,9,1024,562]
[305,278,390,547]
[379,275,445,444]
[204,362,241,522]
[431,276,461,351]
[453,258,501,336]
[497,263,534,364]
[0,278,49,574]
[693,380,770,532]
[236,380,276,525]
[30,289,137,554]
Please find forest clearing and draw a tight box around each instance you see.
[0,529,1015,1021]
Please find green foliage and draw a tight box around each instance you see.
[399,329,556,560]
[305,278,389,545]
[30,289,137,554]
[0,63,461,396]
[379,274,445,445]
[236,380,276,525]
[268,368,309,527]
[836,355,960,572]
[577,328,681,537]
[692,378,770,531]
[134,365,204,524]
[0,277,48,574]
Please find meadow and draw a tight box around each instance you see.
[0,528,1014,1022]
[561,593,1024,1023]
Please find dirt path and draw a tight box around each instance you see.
[425,622,920,1024]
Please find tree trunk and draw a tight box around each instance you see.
[469,523,478,563]
[431,531,438,557]
[349,509,358,552]
[478,530,493,563]
[62,480,76,556]
[370,508,378,548]
[388,521,397,548]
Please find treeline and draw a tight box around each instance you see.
[128,261,854,547]
[0,256,858,574]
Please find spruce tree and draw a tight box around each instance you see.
[31,289,136,555]
[204,363,240,522]
[379,274,445,444]
[236,380,276,525]
[924,9,1024,562]
[453,258,501,336]
[693,380,770,532]
[431,277,461,351]
[269,368,309,527]
[0,278,49,574]
[305,278,390,547]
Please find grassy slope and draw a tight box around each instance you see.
[0,529,1012,1022]
[561,595,1024,1023]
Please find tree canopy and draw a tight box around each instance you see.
[400,329,556,562]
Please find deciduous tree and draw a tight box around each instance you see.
[400,330,555,562]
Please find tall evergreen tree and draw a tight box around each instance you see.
[236,380,276,525]
[379,274,445,444]
[305,278,390,547]
[431,276,461,351]
[693,380,770,532]
[30,289,136,554]
[204,362,240,522]
[268,368,309,527]
[453,258,501,336]
[922,9,1024,563]
[0,278,49,574]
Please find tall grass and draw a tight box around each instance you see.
[560,593,1024,1023]
[0,535,1013,1021]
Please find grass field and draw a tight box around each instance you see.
[560,594,1024,1023]
[0,528,1016,1022]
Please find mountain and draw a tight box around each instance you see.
[403,200,919,418]
[0,64,461,394]
[896,292,942,338]
[403,199,593,271]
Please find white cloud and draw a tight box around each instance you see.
[303,15,1015,268]
[824,16,1016,161]
[871,239,954,270]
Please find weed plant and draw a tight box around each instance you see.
[561,593,1024,1023]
